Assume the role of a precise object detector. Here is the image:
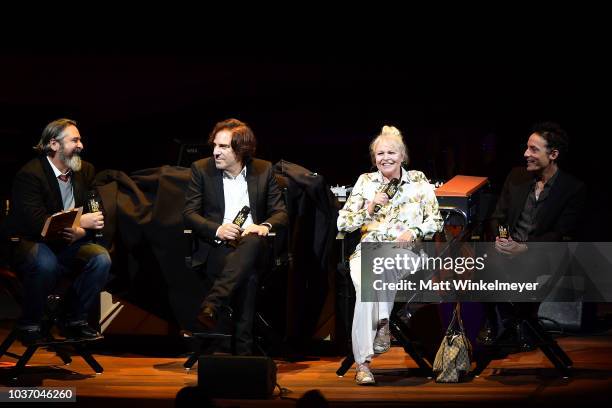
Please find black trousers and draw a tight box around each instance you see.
[480,249,548,336]
[202,234,267,355]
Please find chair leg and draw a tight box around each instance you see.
[522,320,572,376]
[50,346,73,365]
[0,329,17,358]
[72,343,103,374]
[527,321,573,368]
[471,352,493,377]
[389,317,433,375]
[11,345,38,378]
[548,341,574,368]
[336,354,354,377]
[253,337,268,357]
[183,334,230,369]
[184,352,200,370]
[539,343,571,376]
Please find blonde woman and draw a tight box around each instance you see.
[337,125,443,384]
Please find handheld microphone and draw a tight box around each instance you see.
[232,206,250,228]
[374,178,400,212]
[225,206,250,247]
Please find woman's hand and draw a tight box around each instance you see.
[367,192,389,215]
[397,229,416,243]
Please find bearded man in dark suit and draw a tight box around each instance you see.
[8,118,110,345]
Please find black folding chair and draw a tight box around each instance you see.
[181,229,284,370]
[0,266,103,380]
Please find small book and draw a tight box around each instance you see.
[40,207,83,241]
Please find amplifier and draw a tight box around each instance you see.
[435,175,488,225]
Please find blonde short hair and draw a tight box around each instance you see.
[369,125,409,167]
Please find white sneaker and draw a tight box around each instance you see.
[355,363,375,385]
[373,318,391,354]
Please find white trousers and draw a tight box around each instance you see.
[349,252,397,364]
[349,246,423,364]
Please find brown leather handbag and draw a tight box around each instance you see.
[433,303,472,383]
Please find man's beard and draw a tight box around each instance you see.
[59,147,82,172]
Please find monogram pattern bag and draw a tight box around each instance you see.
[433,303,472,383]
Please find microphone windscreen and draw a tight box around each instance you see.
[232,206,251,227]
[373,178,400,213]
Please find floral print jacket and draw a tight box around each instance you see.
[337,169,443,255]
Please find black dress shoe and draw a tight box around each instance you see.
[61,323,103,341]
[197,304,217,330]
[15,327,45,347]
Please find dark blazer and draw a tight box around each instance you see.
[183,157,288,265]
[8,155,95,242]
[490,167,586,242]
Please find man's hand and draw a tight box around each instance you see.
[495,236,528,257]
[62,226,86,244]
[80,211,104,230]
[241,224,270,237]
[217,223,243,241]
[367,192,389,215]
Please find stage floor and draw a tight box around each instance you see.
[1,326,612,407]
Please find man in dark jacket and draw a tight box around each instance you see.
[8,118,111,345]
[491,123,585,250]
[183,118,287,354]
[481,122,586,345]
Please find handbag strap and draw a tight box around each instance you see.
[445,302,466,335]
[455,302,466,332]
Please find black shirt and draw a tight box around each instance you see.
[513,169,559,242]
